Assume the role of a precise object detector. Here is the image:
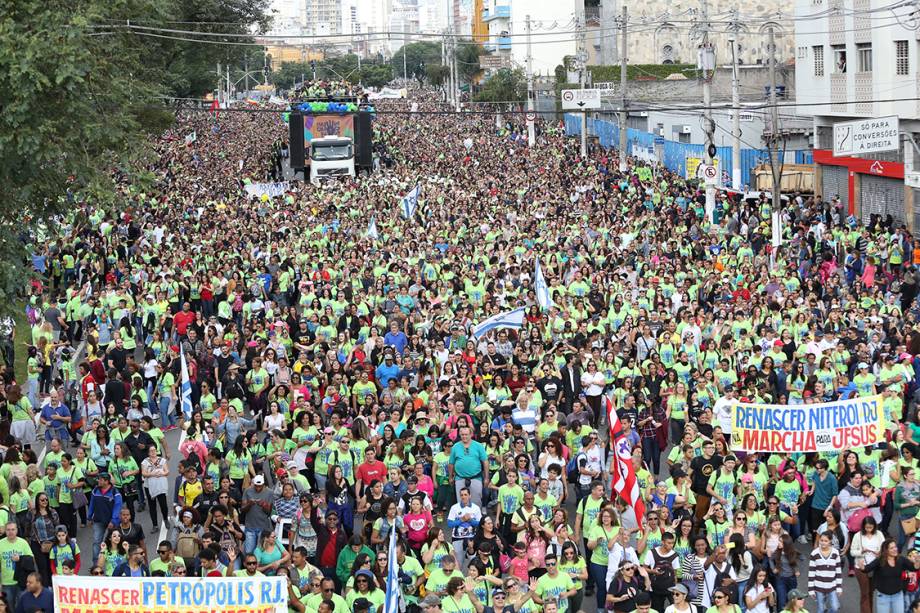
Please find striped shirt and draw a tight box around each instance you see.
[808,547,843,594]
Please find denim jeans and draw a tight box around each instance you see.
[3,586,19,610]
[876,592,905,613]
[158,396,176,428]
[244,528,261,555]
[774,574,798,611]
[92,522,108,561]
[588,561,608,610]
[815,590,841,613]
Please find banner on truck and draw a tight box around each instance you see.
[729,394,884,453]
[53,575,287,613]
[304,114,354,144]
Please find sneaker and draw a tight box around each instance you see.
[152,524,159,532]
[137,503,147,512]
[797,534,809,544]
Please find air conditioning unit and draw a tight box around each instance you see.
[681,126,692,134]
[638,111,648,117]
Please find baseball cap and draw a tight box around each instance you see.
[252,475,265,486]
[670,584,689,595]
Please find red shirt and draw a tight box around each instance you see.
[320,529,338,566]
[173,310,196,336]
[356,460,387,487]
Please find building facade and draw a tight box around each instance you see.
[480,0,579,75]
[794,0,920,230]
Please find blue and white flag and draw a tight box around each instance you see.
[367,217,379,240]
[534,259,553,310]
[472,307,527,340]
[400,184,421,220]
[383,526,400,613]
[180,350,193,421]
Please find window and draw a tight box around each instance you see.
[797,46,807,59]
[857,43,872,72]
[813,45,824,76]
[832,44,846,73]
[677,132,691,144]
[896,40,909,75]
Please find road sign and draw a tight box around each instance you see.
[525,111,536,121]
[833,116,899,156]
[701,164,719,185]
[478,55,504,69]
[686,156,720,180]
[561,88,601,110]
[654,136,665,145]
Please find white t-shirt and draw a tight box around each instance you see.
[743,584,771,613]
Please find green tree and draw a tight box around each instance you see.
[456,40,484,83]
[359,63,394,88]
[0,0,268,308]
[425,65,450,87]
[391,41,442,81]
[474,68,527,104]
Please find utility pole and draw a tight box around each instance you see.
[526,14,535,147]
[768,26,783,251]
[226,64,231,103]
[729,11,742,190]
[698,0,716,223]
[217,62,222,105]
[618,5,628,172]
[576,7,587,157]
[403,28,408,81]
[244,58,249,94]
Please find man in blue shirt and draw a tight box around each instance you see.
[383,321,408,355]
[374,354,400,387]
[16,573,53,613]
[448,425,489,508]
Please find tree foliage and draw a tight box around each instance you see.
[474,68,527,104]
[0,0,269,310]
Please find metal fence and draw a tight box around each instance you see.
[565,114,812,189]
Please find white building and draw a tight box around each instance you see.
[267,0,307,40]
[794,0,920,229]
[481,0,579,76]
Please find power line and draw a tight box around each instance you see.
[153,94,920,115]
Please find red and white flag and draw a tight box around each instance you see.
[607,396,646,522]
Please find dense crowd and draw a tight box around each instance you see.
[3,88,920,613]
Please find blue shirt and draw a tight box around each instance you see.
[449,440,488,479]
[15,587,53,613]
[383,331,408,355]
[375,362,400,387]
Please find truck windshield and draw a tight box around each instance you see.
[311,143,352,161]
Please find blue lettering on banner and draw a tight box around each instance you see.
[142,579,280,607]
[733,400,879,433]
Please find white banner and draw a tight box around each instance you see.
[244,182,290,199]
[184,131,197,145]
[52,575,288,613]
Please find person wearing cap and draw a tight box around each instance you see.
[88,472,122,561]
[779,590,808,613]
[346,568,385,613]
[242,474,276,555]
[853,362,876,397]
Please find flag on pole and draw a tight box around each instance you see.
[367,217,379,240]
[400,184,421,220]
[534,258,553,310]
[209,98,220,118]
[471,307,527,340]
[607,396,646,522]
[383,526,400,613]
[180,350,194,421]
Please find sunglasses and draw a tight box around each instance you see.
[157,550,169,554]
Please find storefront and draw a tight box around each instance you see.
[813,149,910,228]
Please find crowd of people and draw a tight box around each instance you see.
[291,79,365,100]
[3,88,920,613]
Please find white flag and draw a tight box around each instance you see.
[472,307,527,340]
[400,184,421,220]
[367,217,379,240]
[534,259,553,310]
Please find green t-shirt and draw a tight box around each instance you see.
[559,557,587,590]
[425,568,463,595]
[58,466,84,504]
[497,483,524,516]
[0,538,32,585]
[587,523,619,565]
[773,479,802,508]
[535,571,575,613]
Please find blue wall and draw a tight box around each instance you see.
[565,114,811,189]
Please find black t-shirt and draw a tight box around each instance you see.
[214,353,236,381]
[107,347,129,372]
[690,454,723,495]
[537,375,562,402]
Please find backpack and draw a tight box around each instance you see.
[566,452,586,483]
[650,548,678,594]
[176,529,200,559]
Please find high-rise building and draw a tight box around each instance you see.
[480,0,578,76]
[305,0,343,36]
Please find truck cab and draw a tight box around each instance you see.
[309,136,355,183]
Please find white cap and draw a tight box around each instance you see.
[858,362,869,369]
[252,475,265,486]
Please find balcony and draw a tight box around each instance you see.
[497,36,512,50]
[483,5,510,21]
